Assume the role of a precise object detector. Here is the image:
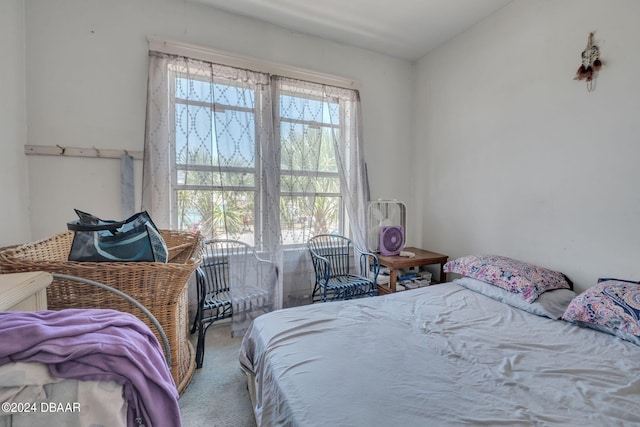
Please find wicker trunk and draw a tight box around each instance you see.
[0,230,202,394]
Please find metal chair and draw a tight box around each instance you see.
[191,239,275,368]
[308,234,380,302]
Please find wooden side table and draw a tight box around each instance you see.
[377,247,448,295]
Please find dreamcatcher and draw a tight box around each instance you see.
[573,32,603,92]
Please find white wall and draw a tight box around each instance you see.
[414,0,640,292]
[0,0,30,247]
[23,0,414,239]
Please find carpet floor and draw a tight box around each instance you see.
[179,321,256,427]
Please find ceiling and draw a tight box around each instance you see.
[189,0,513,61]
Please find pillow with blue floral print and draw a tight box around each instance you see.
[562,279,640,346]
[443,255,572,303]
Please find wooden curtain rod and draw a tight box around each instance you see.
[25,145,143,160]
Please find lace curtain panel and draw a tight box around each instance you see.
[142,51,369,332]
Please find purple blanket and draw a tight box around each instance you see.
[0,309,181,427]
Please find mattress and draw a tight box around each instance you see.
[240,282,640,426]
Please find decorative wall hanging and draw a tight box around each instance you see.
[574,32,602,92]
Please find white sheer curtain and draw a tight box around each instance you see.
[142,51,369,328]
[275,77,371,298]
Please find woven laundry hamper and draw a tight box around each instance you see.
[0,230,202,394]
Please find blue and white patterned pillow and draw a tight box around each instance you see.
[562,279,640,346]
[443,255,572,303]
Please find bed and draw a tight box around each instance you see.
[0,308,181,427]
[239,255,640,426]
[0,273,181,427]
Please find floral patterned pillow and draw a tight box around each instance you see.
[443,255,572,303]
[562,280,640,345]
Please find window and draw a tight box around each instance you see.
[173,74,260,243]
[170,66,347,247]
[278,83,344,245]
[143,47,368,316]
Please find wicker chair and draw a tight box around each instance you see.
[308,234,380,302]
[191,239,275,368]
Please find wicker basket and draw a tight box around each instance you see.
[0,230,202,394]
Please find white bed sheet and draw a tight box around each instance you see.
[240,282,640,426]
[0,362,126,427]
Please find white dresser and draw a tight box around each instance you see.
[0,271,52,311]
